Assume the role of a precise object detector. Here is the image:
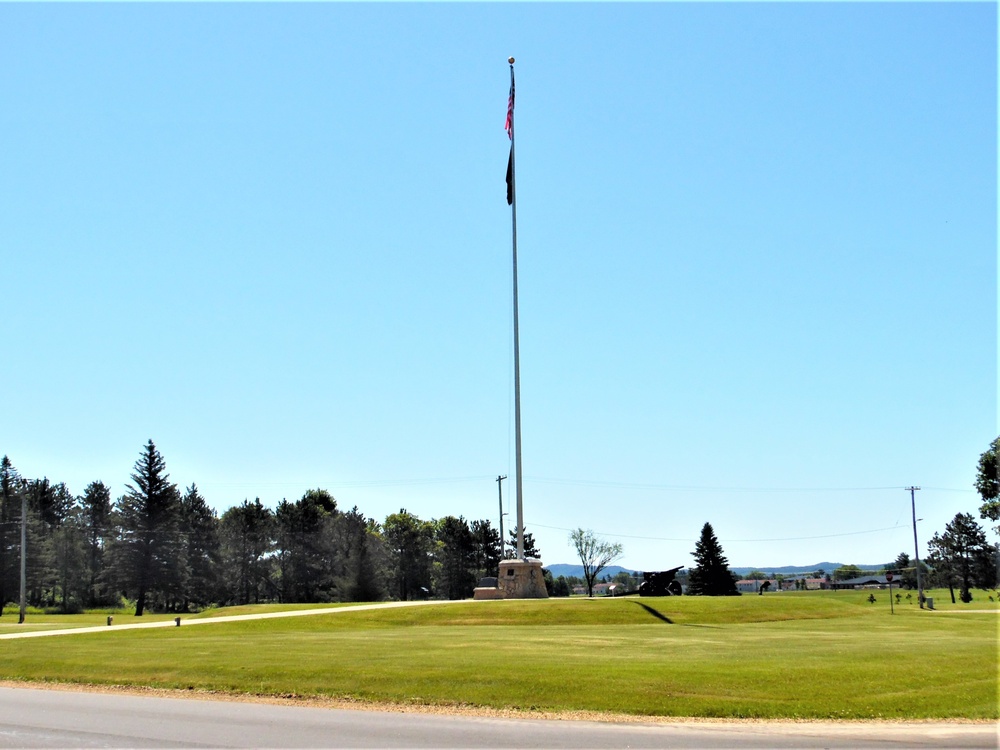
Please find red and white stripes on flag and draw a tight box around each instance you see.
[505,74,515,204]
[505,77,515,139]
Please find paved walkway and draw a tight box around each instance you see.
[0,600,460,640]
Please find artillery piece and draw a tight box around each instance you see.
[638,566,684,596]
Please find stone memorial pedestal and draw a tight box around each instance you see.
[499,559,548,599]
[472,560,549,600]
[472,576,504,600]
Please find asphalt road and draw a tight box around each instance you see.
[0,687,994,749]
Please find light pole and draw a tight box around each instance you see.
[19,488,26,624]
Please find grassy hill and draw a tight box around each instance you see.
[1,590,996,720]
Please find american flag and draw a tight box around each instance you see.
[505,78,515,139]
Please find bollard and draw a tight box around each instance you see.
[175,617,181,627]
[107,616,113,627]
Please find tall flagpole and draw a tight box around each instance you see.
[506,57,525,561]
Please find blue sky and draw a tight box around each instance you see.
[2,2,996,572]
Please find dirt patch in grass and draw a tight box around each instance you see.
[1,679,992,726]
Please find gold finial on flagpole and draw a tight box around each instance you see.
[508,57,515,64]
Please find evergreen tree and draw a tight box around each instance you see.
[505,528,541,559]
[926,513,997,603]
[0,457,24,612]
[434,515,476,600]
[179,484,221,610]
[51,506,88,613]
[687,522,740,596]
[274,489,338,602]
[113,440,183,615]
[551,575,571,597]
[23,479,62,608]
[219,498,275,605]
[383,509,434,600]
[331,507,386,602]
[470,519,501,580]
[79,481,113,607]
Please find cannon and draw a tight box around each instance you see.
[639,566,684,596]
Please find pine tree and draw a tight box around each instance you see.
[0,457,23,613]
[331,507,385,602]
[79,481,113,607]
[219,499,275,605]
[434,515,476,600]
[687,522,740,596]
[383,509,434,601]
[113,440,183,616]
[926,513,996,603]
[179,484,221,610]
[470,519,501,580]
[274,489,338,603]
[505,528,541,559]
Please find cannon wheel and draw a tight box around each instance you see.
[667,580,682,596]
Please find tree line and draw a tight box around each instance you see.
[0,441,539,615]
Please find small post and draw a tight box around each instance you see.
[107,615,113,626]
[175,617,181,627]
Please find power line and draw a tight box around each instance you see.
[528,478,924,493]
[529,521,911,544]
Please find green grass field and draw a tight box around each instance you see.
[1,589,996,720]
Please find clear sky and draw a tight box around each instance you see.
[2,2,996,572]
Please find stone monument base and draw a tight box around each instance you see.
[497,559,549,599]
[472,586,505,600]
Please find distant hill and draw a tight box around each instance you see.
[545,564,640,580]
[546,562,884,579]
[730,563,844,576]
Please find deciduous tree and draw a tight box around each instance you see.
[975,436,1000,535]
[569,528,623,597]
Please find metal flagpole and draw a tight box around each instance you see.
[507,57,525,561]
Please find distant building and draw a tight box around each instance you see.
[829,574,894,590]
[736,577,828,593]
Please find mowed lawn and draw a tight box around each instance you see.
[1,592,996,720]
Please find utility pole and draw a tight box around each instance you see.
[496,475,507,572]
[19,490,26,624]
[906,486,923,608]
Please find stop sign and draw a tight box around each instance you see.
[885,573,893,582]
